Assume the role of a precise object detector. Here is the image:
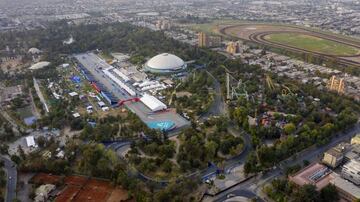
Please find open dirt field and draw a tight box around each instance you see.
[30,173,63,185]
[107,187,132,202]
[220,24,360,67]
[64,175,87,186]
[55,186,80,202]
[31,173,131,202]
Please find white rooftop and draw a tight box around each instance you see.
[29,61,50,70]
[146,53,185,70]
[69,92,78,97]
[25,136,36,148]
[72,113,80,118]
[140,94,167,112]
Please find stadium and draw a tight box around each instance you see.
[144,53,187,74]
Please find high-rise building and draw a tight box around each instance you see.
[198,32,207,48]
[198,32,222,48]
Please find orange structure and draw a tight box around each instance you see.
[226,41,240,54]
[327,75,345,94]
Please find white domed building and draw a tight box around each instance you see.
[144,53,187,74]
[28,47,42,54]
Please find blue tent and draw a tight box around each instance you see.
[71,76,81,83]
[24,116,37,126]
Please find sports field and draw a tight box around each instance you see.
[265,33,360,56]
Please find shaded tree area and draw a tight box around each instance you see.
[15,137,73,175]
[221,58,359,174]
[173,70,215,116]
[80,112,154,142]
[77,143,118,178]
[264,179,339,202]
[0,161,6,201]
[0,21,223,67]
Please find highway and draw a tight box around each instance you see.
[0,156,17,202]
[209,123,360,202]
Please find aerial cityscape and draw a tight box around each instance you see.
[0,0,360,202]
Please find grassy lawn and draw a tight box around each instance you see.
[186,19,248,36]
[265,33,360,56]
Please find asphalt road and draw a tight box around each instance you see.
[209,123,360,201]
[223,126,253,172]
[199,71,227,121]
[0,156,17,202]
[33,77,49,114]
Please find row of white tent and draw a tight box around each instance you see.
[103,69,136,96]
[140,94,167,112]
[113,68,130,82]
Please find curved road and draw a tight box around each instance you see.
[223,126,252,172]
[199,71,227,121]
[0,156,17,202]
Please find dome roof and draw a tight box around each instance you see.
[28,47,41,54]
[146,53,185,70]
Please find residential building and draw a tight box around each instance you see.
[0,85,23,104]
[330,174,360,202]
[323,148,344,168]
[322,143,349,168]
[341,159,360,185]
[344,144,360,162]
[351,134,360,145]
[197,32,222,48]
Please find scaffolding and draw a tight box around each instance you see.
[226,72,248,100]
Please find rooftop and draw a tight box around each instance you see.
[331,175,360,199]
[289,163,335,190]
[145,53,185,71]
[326,148,344,158]
[351,134,360,144]
[345,144,360,160]
[343,158,360,172]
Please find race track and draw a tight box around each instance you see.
[220,24,360,67]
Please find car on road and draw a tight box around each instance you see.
[226,194,236,198]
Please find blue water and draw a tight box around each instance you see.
[146,121,175,131]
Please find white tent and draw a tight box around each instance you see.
[140,94,167,112]
[26,136,37,148]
